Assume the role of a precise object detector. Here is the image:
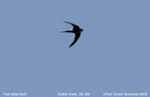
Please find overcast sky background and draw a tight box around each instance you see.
[0,0,150,97]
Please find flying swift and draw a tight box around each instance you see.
[62,21,83,47]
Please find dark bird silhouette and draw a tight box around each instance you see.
[62,21,83,47]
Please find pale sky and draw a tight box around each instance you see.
[0,0,150,97]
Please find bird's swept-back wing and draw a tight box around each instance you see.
[64,21,80,30]
[69,32,81,47]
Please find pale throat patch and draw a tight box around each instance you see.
[69,29,73,31]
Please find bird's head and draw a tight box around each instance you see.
[80,28,83,32]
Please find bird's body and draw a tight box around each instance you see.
[62,21,83,47]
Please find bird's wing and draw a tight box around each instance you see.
[64,21,80,30]
[69,32,81,47]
